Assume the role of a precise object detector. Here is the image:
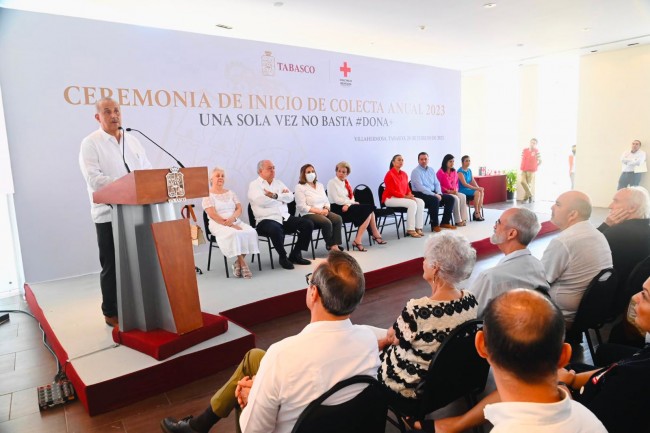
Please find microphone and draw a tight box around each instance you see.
[125,128,185,168]
[118,126,131,173]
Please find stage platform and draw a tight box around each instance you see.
[25,207,556,415]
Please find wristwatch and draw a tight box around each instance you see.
[272,193,278,200]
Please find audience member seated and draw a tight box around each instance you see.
[377,231,478,401]
[160,251,379,433]
[382,154,425,237]
[597,186,650,299]
[295,163,343,252]
[457,155,485,221]
[541,191,612,328]
[468,208,549,316]
[202,167,260,279]
[327,161,387,249]
[410,151,456,232]
[433,289,607,433]
[248,159,313,270]
[436,154,469,226]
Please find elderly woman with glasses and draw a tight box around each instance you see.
[377,232,478,410]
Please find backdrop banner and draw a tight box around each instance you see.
[0,9,460,282]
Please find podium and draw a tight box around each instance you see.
[94,167,209,334]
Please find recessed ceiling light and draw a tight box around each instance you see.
[516,43,524,47]
[418,25,426,31]
[215,24,233,30]
[483,3,497,8]
[628,42,639,46]
[590,49,598,53]
[274,2,284,6]
[582,27,591,32]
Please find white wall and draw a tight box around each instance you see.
[576,44,650,207]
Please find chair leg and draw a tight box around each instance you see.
[256,253,262,270]
[223,255,229,278]
[207,241,214,271]
[267,241,275,269]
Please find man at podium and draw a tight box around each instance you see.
[79,97,152,327]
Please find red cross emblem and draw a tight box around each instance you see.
[339,61,351,78]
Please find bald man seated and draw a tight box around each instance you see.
[468,208,549,317]
[541,191,612,327]
[598,187,650,299]
[433,289,607,433]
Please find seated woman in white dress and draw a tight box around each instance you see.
[202,167,260,279]
[295,163,343,252]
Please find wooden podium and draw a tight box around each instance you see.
[94,167,209,334]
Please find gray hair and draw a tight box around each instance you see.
[209,166,225,186]
[507,208,541,245]
[257,160,266,173]
[95,97,118,112]
[311,250,365,316]
[335,161,351,175]
[627,186,650,218]
[424,231,476,285]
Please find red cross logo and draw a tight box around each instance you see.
[339,61,351,78]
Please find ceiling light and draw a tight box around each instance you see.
[215,24,233,30]
[418,25,426,31]
[516,43,524,47]
[483,3,496,8]
[274,2,284,6]
[582,27,591,32]
[590,49,598,53]
[628,42,639,46]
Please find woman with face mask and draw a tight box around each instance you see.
[295,163,343,252]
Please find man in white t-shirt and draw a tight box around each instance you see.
[618,139,646,189]
[433,289,607,433]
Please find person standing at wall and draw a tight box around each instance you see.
[79,97,152,327]
[569,145,576,190]
[618,139,646,190]
[520,138,541,203]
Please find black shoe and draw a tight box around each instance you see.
[279,255,295,270]
[289,252,311,265]
[160,416,198,433]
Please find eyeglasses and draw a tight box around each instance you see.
[305,273,322,295]
[495,219,502,225]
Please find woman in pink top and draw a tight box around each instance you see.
[436,154,469,226]
[383,154,425,237]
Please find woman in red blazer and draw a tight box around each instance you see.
[382,154,425,237]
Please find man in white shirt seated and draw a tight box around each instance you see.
[160,251,380,433]
[469,208,549,317]
[248,159,313,270]
[541,191,612,328]
[432,289,607,432]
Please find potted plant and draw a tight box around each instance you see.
[505,170,517,200]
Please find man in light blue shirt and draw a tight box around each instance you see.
[411,152,455,232]
[468,207,549,317]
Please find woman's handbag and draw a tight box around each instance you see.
[181,204,206,246]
